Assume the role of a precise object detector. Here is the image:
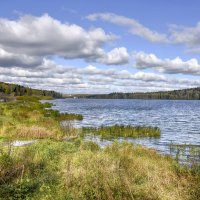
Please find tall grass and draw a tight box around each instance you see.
[169,143,200,168]
[0,140,199,200]
[81,125,161,139]
[0,96,82,140]
[44,109,83,121]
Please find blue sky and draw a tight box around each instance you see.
[0,0,200,93]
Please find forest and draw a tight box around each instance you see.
[83,88,200,100]
[0,82,62,99]
[2,81,200,100]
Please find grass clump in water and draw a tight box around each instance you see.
[44,109,83,121]
[81,125,161,139]
[169,143,200,168]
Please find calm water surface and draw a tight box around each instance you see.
[47,99,200,155]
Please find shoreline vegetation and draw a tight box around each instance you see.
[0,96,199,199]
[1,81,200,100]
[81,125,161,139]
[0,82,62,99]
[0,96,83,141]
[66,87,200,100]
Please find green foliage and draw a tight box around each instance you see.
[83,87,200,100]
[42,102,54,108]
[44,109,83,121]
[0,82,62,98]
[81,125,161,139]
[0,98,81,140]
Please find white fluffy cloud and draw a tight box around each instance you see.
[1,58,200,94]
[87,13,168,43]
[0,14,129,65]
[98,47,129,65]
[0,14,111,58]
[134,52,200,75]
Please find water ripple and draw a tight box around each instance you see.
[47,99,200,154]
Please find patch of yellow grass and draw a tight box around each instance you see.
[15,126,55,139]
[61,142,192,200]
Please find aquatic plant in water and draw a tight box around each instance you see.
[81,125,161,139]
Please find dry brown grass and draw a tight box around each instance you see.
[14,126,56,139]
[0,99,80,140]
[0,140,198,200]
[61,142,192,200]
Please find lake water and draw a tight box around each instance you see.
[47,99,200,156]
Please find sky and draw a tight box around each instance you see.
[1,0,200,94]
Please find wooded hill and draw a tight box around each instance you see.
[0,82,62,98]
[82,88,200,100]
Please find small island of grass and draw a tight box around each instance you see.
[81,125,161,139]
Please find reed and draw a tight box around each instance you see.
[0,96,82,140]
[44,109,83,121]
[0,140,199,200]
[81,124,161,139]
[169,143,200,168]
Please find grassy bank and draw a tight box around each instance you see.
[0,96,82,140]
[81,125,161,139]
[0,140,199,200]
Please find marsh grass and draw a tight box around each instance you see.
[0,140,199,200]
[61,122,81,140]
[0,96,82,140]
[14,126,54,139]
[81,125,161,139]
[169,143,200,168]
[44,109,83,121]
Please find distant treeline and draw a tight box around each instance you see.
[0,82,62,98]
[83,88,200,100]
